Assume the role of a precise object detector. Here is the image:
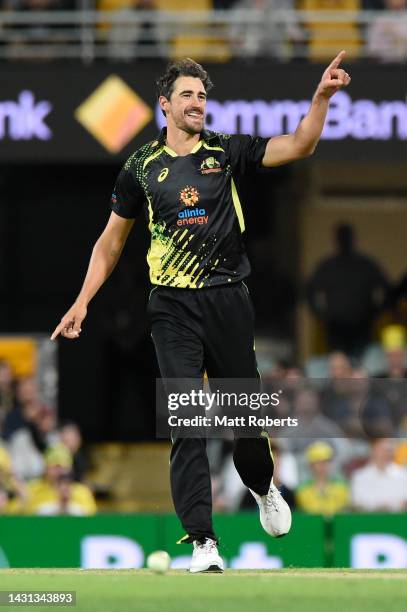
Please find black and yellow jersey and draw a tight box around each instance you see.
[111,128,268,289]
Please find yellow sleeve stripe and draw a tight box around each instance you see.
[231,177,245,233]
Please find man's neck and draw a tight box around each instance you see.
[315,476,328,489]
[165,125,201,156]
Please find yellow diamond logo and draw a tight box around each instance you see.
[75,75,153,153]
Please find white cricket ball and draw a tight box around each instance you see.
[146,550,171,574]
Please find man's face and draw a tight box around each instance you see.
[160,76,206,135]
[386,349,405,372]
[311,460,331,480]
[372,438,394,465]
[294,389,318,418]
[47,464,70,483]
[329,352,352,380]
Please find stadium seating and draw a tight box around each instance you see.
[87,442,173,512]
[298,0,362,60]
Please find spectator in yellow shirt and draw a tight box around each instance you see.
[25,445,96,516]
[295,441,350,515]
[0,446,26,514]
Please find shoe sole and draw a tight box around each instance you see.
[190,564,224,574]
[204,564,224,573]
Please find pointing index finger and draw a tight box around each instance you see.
[51,323,64,341]
[328,50,346,70]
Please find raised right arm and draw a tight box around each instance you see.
[51,212,134,340]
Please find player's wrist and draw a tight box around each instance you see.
[312,89,330,104]
[74,297,89,309]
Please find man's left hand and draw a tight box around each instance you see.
[316,50,351,100]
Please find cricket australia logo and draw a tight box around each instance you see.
[179,186,200,206]
[200,157,222,174]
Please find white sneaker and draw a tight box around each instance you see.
[189,538,224,573]
[250,481,292,537]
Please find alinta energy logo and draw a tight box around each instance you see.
[180,186,199,207]
[177,186,208,227]
[75,75,153,154]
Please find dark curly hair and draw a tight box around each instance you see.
[156,58,213,116]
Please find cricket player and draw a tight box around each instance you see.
[52,54,350,572]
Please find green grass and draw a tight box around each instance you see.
[0,569,406,612]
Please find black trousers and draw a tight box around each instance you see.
[148,281,274,543]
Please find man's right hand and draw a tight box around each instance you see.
[51,302,87,341]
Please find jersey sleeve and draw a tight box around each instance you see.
[225,134,269,175]
[110,166,146,219]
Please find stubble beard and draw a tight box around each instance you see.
[176,112,204,135]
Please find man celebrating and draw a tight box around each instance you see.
[52,53,350,573]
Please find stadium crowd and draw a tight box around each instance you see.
[1,326,406,516]
[210,331,407,516]
[1,0,407,62]
[0,364,96,515]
